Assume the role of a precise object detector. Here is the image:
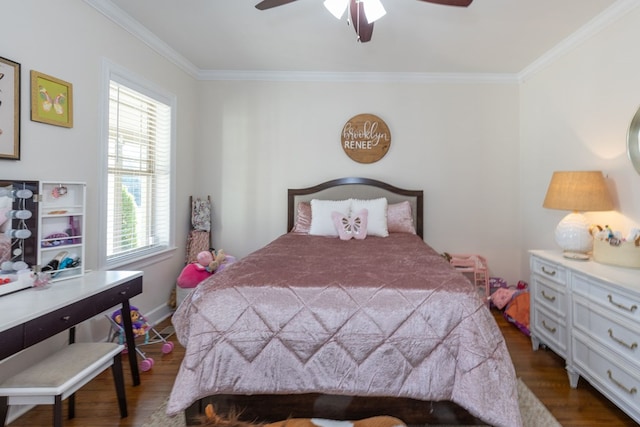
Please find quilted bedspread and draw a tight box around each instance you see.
[168,233,522,427]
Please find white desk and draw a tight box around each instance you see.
[0,270,143,385]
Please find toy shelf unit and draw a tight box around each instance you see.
[37,182,86,282]
[449,253,490,304]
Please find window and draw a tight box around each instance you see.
[100,61,175,268]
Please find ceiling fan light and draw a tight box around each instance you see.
[362,0,386,23]
[324,0,349,19]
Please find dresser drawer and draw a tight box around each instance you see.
[573,332,640,414]
[531,256,567,286]
[532,276,567,315]
[532,305,568,356]
[572,273,640,325]
[0,324,24,360]
[24,301,96,346]
[92,276,143,313]
[573,295,640,364]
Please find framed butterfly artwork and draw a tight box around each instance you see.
[30,70,73,128]
[0,56,20,160]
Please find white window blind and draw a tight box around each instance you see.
[105,79,172,267]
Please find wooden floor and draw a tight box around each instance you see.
[7,309,639,426]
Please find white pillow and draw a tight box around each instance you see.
[309,199,352,237]
[350,198,388,237]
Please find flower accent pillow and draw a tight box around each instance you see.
[332,209,368,240]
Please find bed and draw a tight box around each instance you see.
[168,177,522,427]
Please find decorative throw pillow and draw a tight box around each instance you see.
[309,199,351,237]
[350,198,388,237]
[492,287,518,310]
[291,202,311,233]
[387,201,416,234]
[332,209,368,240]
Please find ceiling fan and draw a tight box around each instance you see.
[255,0,473,43]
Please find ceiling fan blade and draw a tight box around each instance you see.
[418,0,473,7]
[349,0,374,42]
[255,0,298,10]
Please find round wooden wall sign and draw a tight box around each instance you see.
[341,113,391,164]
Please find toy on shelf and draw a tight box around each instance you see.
[106,305,174,372]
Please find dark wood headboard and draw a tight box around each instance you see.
[287,177,424,238]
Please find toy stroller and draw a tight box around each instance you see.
[106,305,174,371]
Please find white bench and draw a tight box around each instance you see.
[0,342,127,427]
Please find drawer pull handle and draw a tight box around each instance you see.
[607,295,638,313]
[607,370,637,395]
[542,320,556,333]
[608,329,638,350]
[541,291,556,302]
[61,315,71,321]
[119,291,127,295]
[541,266,556,276]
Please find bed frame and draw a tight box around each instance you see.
[287,177,424,238]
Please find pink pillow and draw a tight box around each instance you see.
[176,263,212,289]
[492,287,517,310]
[387,201,416,234]
[332,209,368,240]
[291,202,311,233]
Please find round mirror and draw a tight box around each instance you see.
[628,107,640,174]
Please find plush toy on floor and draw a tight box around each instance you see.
[200,404,407,427]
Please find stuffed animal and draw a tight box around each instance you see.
[111,305,147,337]
[177,249,228,289]
[197,249,226,273]
[201,404,407,427]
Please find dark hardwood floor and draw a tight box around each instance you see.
[7,309,638,426]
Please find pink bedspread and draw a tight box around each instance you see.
[168,233,522,427]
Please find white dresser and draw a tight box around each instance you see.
[530,250,640,423]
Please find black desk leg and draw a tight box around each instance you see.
[0,396,8,426]
[120,300,141,386]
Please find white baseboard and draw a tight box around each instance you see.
[143,303,175,326]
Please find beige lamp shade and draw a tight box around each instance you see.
[543,171,614,257]
[543,171,613,212]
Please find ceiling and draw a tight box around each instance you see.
[97,0,631,78]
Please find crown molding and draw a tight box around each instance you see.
[518,0,640,82]
[83,0,518,84]
[84,0,199,78]
[87,0,637,85]
[196,69,519,84]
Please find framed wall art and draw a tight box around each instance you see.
[0,56,21,160]
[30,70,73,128]
[341,113,391,164]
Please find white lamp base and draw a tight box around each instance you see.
[555,212,593,257]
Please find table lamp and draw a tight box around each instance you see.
[543,171,613,259]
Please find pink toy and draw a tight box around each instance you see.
[177,250,231,289]
[177,263,213,289]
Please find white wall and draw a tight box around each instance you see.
[1,0,639,405]
[0,0,198,401]
[520,6,640,270]
[0,1,199,318]
[197,80,524,284]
